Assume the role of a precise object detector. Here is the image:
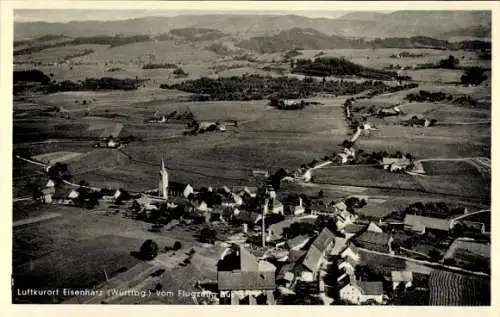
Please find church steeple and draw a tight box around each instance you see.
[159,159,169,200]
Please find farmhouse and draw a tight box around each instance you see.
[293,197,305,216]
[380,157,411,172]
[266,217,316,242]
[40,187,56,203]
[285,235,311,251]
[339,278,385,304]
[391,271,413,290]
[234,210,262,226]
[299,228,335,281]
[217,245,276,305]
[352,231,393,253]
[343,224,367,240]
[403,214,451,234]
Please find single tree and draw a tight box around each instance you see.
[140,239,159,260]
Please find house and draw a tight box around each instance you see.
[276,249,307,287]
[285,235,311,251]
[46,179,55,188]
[367,222,383,233]
[403,214,451,235]
[40,187,55,203]
[340,243,361,263]
[183,184,194,198]
[300,228,335,281]
[380,157,411,172]
[336,209,358,230]
[252,169,270,178]
[339,279,385,304]
[268,199,284,215]
[293,197,305,216]
[217,245,276,305]
[310,199,336,215]
[221,193,243,208]
[234,210,262,226]
[67,189,80,200]
[267,218,316,242]
[352,231,393,253]
[343,224,367,240]
[391,271,413,290]
[330,236,348,256]
[338,254,358,276]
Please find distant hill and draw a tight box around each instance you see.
[235,29,486,53]
[338,11,388,21]
[442,25,492,38]
[14,11,491,40]
[236,28,368,53]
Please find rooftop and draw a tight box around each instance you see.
[353,231,391,246]
[404,214,451,232]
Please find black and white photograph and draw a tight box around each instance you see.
[7,2,493,307]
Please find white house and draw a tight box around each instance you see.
[46,179,55,188]
[293,197,305,216]
[336,210,358,230]
[68,189,80,200]
[183,184,194,198]
[391,271,413,291]
[367,222,383,233]
[340,280,384,304]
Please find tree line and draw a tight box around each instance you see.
[163,74,393,101]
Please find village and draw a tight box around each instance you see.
[10,8,492,307]
[21,106,490,305]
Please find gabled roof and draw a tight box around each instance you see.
[218,246,276,291]
[344,224,367,234]
[367,222,383,233]
[404,214,451,232]
[391,271,413,282]
[41,187,56,195]
[381,158,410,166]
[358,281,384,295]
[286,235,310,250]
[353,231,391,246]
[235,210,262,224]
[302,228,334,272]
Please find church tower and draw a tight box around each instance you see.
[159,159,169,200]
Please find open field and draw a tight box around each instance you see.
[420,160,482,176]
[312,165,424,190]
[12,203,224,304]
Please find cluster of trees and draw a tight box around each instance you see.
[205,43,234,56]
[74,180,101,209]
[69,35,151,47]
[45,77,143,93]
[388,201,466,220]
[406,90,452,103]
[14,70,51,84]
[163,75,393,101]
[292,57,401,80]
[390,51,425,58]
[169,28,226,41]
[357,83,419,100]
[353,150,414,165]
[268,97,321,110]
[173,68,188,77]
[142,63,178,70]
[46,162,72,186]
[438,55,460,69]
[236,29,491,54]
[461,67,488,86]
[15,35,152,56]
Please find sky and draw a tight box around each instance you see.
[13,9,389,23]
